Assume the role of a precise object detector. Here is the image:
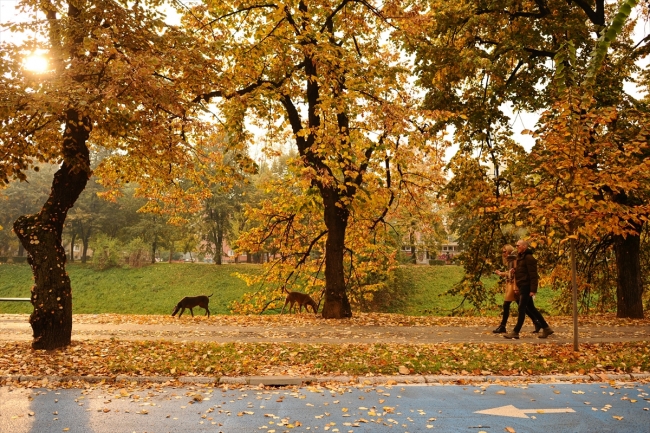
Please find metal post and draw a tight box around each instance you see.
[570,237,579,351]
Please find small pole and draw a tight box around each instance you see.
[570,237,579,351]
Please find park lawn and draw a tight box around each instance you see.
[0,263,556,316]
[394,265,556,317]
[0,263,258,315]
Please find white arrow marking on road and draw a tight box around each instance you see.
[475,405,576,419]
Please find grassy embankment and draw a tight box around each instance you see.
[0,262,556,316]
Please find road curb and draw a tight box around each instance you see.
[1,372,648,387]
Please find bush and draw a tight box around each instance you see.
[0,256,28,263]
[429,259,446,266]
[347,267,413,313]
[124,238,151,268]
[91,234,122,270]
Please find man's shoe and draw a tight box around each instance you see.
[492,325,507,334]
[532,323,542,333]
[503,332,519,339]
[538,327,554,339]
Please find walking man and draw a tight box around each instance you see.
[504,239,554,339]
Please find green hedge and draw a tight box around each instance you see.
[0,256,28,264]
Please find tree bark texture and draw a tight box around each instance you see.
[321,189,352,319]
[13,109,91,350]
[614,225,645,318]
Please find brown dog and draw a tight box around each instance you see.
[172,294,212,317]
[280,288,319,314]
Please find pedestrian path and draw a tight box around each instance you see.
[1,314,648,345]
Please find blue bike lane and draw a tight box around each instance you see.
[1,380,648,432]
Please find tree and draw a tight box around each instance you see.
[405,0,649,317]
[181,0,445,318]
[519,1,648,319]
[0,0,205,349]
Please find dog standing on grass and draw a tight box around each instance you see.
[172,294,212,317]
[280,287,320,315]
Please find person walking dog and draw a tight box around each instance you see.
[492,244,542,334]
[504,240,554,339]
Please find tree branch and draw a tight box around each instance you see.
[319,0,350,33]
[476,0,550,19]
[200,3,279,31]
[568,0,605,26]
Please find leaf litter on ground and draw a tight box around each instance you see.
[1,313,648,390]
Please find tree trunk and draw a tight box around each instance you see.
[321,189,353,319]
[81,226,91,264]
[614,225,645,318]
[151,235,157,264]
[13,108,91,350]
[409,228,417,264]
[215,229,223,265]
[168,241,174,263]
[69,232,77,263]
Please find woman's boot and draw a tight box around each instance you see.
[493,301,510,333]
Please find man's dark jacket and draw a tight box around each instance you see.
[514,249,539,293]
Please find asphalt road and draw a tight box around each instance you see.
[2,381,648,432]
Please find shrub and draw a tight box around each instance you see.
[91,234,122,270]
[430,259,446,266]
[124,238,151,268]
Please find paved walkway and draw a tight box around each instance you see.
[1,314,648,345]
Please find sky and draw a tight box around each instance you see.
[0,0,19,44]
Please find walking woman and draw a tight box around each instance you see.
[504,240,554,339]
[493,244,542,334]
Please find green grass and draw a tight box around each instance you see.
[0,263,258,315]
[391,265,556,316]
[396,265,467,315]
[0,263,556,316]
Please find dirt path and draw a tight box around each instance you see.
[2,314,648,345]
